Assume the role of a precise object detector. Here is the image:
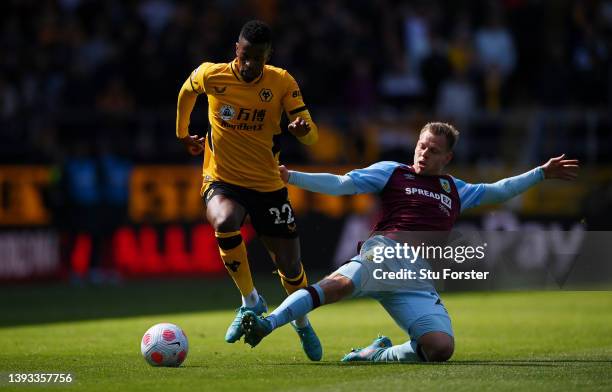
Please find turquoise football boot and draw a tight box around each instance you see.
[225,295,267,343]
[292,321,323,361]
[341,335,393,362]
[241,310,273,347]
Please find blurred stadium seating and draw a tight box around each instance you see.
[0,0,610,282]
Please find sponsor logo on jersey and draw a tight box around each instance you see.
[259,88,273,102]
[403,173,415,180]
[218,107,267,131]
[219,105,235,121]
[236,108,266,122]
[440,194,451,209]
[440,178,451,193]
[213,86,227,94]
[405,187,452,209]
[220,120,263,131]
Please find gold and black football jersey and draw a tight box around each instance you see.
[177,59,318,193]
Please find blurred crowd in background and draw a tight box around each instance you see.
[0,0,610,167]
[1,0,611,281]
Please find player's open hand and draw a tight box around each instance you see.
[288,116,310,137]
[180,135,205,156]
[541,154,579,180]
[279,165,290,183]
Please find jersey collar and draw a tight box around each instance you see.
[406,165,448,177]
[230,59,264,84]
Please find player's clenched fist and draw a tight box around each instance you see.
[279,165,290,184]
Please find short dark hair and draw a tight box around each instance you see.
[239,20,272,46]
[420,122,460,151]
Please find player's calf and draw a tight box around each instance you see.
[241,273,354,356]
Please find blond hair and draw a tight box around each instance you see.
[420,122,460,151]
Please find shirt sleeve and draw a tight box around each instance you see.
[346,161,401,193]
[453,167,545,212]
[282,71,307,116]
[287,161,400,195]
[176,62,213,137]
[187,62,213,94]
[288,172,358,195]
[282,71,318,145]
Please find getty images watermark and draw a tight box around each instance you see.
[369,240,490,281]
[354,230,612,291]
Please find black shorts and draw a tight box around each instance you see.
[203,181,298,238]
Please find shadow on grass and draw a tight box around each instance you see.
[273,359,612,367]
[0,275,300,328]
[438,360,612,365]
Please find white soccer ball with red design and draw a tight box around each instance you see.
[141,323,189,367]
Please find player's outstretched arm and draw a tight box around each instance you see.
[478,154,579,206]
[176,79,204,155]
[280,161,398,196]
[279,165,358,195]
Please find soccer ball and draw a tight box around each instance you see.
[141,323,189,367]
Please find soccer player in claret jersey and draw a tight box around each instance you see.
[241,122,580,363]
[175,20,322,360]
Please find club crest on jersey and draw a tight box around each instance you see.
[259,88,273,102]
[219,105,235,121]
[440,178,451,193]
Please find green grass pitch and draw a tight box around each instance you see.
[1,277,610,391]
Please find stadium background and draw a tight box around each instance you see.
[0,0,610,284]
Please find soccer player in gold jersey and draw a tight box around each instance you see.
[175,20,321,360]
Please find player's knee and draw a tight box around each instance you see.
[419,333,454,362]
[425,343,453,362]
[212,217,240,233]
[209,213,241,232]
[206,196,244,232]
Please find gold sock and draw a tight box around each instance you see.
[215,231,254,297]
[279,263,308,295]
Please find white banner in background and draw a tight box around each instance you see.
[0,231,60,279]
